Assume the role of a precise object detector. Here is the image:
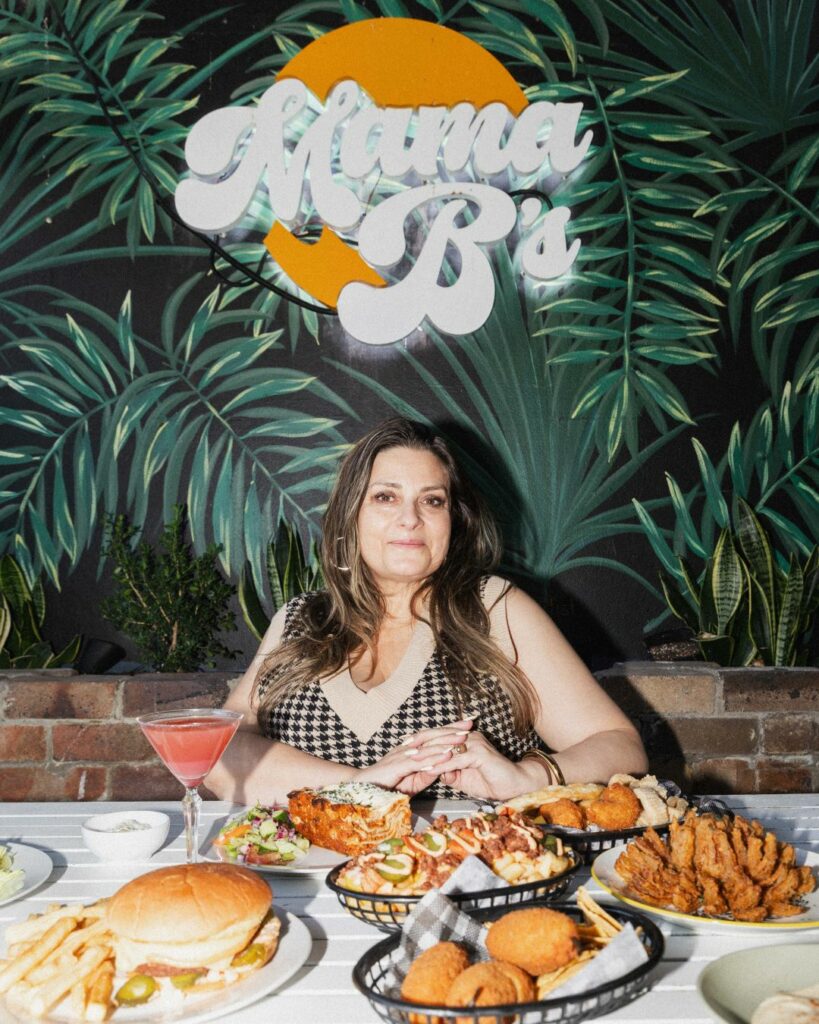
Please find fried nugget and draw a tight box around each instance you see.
[539,799,586,830]
[586,783,641,830]
[486,907,580,975]
[446,962,519,1024]
[492,961,536,1002]
[401,941,471,1008]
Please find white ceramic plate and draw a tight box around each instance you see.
[0,843,53,907]
[208,811,430,875]
[0,907,311,1024]
[592,846,819,931]
[210,839,347,874]
[698,943,819,1023]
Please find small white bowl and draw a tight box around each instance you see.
[81,811,170,862]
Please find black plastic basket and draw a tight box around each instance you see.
[543,822,671,860]
[353,901,664,1024]
[542,794,731,860]
[326,848,581,931]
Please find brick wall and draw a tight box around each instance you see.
[0,664,816,800]
[0,670,237,800]
[597,662,818,794]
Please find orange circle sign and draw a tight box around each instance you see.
[265,18,528,308]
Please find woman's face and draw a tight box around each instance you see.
[356,446,452,590]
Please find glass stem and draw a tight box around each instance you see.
[183,786,201,864]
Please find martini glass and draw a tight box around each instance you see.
[137,708,242,863]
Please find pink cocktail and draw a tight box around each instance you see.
[138,708,242,862]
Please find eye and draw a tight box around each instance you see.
[372,491,395,502]
[424,494,448,508]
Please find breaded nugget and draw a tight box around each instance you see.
[486,907,580,975]
[401,941,470,1005]
[492,960,536,1001]
[539,798,586,830]
[586,783,641,830]
[446,962,519,1024]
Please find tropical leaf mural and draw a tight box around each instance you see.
[0,0,816,659]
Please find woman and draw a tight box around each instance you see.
[207,418,647,804]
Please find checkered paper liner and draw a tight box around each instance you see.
[388,856,648,1000]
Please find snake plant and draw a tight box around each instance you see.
[0,555,81,669]
[659,500,819,666]
[239,518,324,641]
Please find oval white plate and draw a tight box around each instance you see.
[208,810,430,875]
[0,907,311,1024]
[698,943,819,1023]
[210,839,347,874]
[0,843,53,907]
[592,845,819,931]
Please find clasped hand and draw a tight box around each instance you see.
[352,720,535,801]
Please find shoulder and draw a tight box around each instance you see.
[482,577,560,659]
[481,573,512,610]
[280,590,327,638]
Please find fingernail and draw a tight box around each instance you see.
[419,765,437,772]
[400,736,415,746]
[404,747,420,756]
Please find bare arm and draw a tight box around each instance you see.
[204,607,357,804]
[504,585,647,784]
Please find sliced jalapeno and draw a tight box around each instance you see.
[115,974,158,1006]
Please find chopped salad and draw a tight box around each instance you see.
[213,804,310,866]
[0,844,24,900]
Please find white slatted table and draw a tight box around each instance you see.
[1,795,817,1023]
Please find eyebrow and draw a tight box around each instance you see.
[368,481,448,491]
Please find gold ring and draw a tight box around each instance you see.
[451,742,467,755]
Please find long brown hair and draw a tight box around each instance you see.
[253,418,538,732]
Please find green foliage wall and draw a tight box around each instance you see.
[1,0,816,665]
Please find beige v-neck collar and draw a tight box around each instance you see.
[321,618,436,743]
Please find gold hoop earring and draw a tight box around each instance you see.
[333,535,351,572]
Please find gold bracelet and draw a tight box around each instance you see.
[523,748,565,787]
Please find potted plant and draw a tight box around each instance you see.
[0,555,81,669]
[101,505,237,672]
[238,517,323,641]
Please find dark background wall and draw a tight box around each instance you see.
[1,0,816,670]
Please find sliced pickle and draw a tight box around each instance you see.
[375,854,413,883]
[170,972,204,990]
[115,974,158,1006]
[231,942,266,968]
[421,830,446,853]
[377,837,405,854]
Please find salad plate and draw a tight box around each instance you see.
[208,805,430,875]
[592,846,819,932]
[0,843,53,907]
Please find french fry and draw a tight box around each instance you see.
[576,886,622,940]
[26,952,75,986]
[0,917,76,994]
[69,978,87,1019]
[84,959,114,1022]
[28,944,109,1018]
[5,905,85,945]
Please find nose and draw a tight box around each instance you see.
[397,499,422,528]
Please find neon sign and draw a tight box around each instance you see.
[175,19,592,345]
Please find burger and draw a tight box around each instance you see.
[105,862,280,1005]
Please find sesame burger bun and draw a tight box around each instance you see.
[106,863,271,973]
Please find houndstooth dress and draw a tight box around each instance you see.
[256,580,541,798]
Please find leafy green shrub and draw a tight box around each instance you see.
[101,505,237,671]
[0,556,82,669]
[239,518,323,641]
[656,501,818,666]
